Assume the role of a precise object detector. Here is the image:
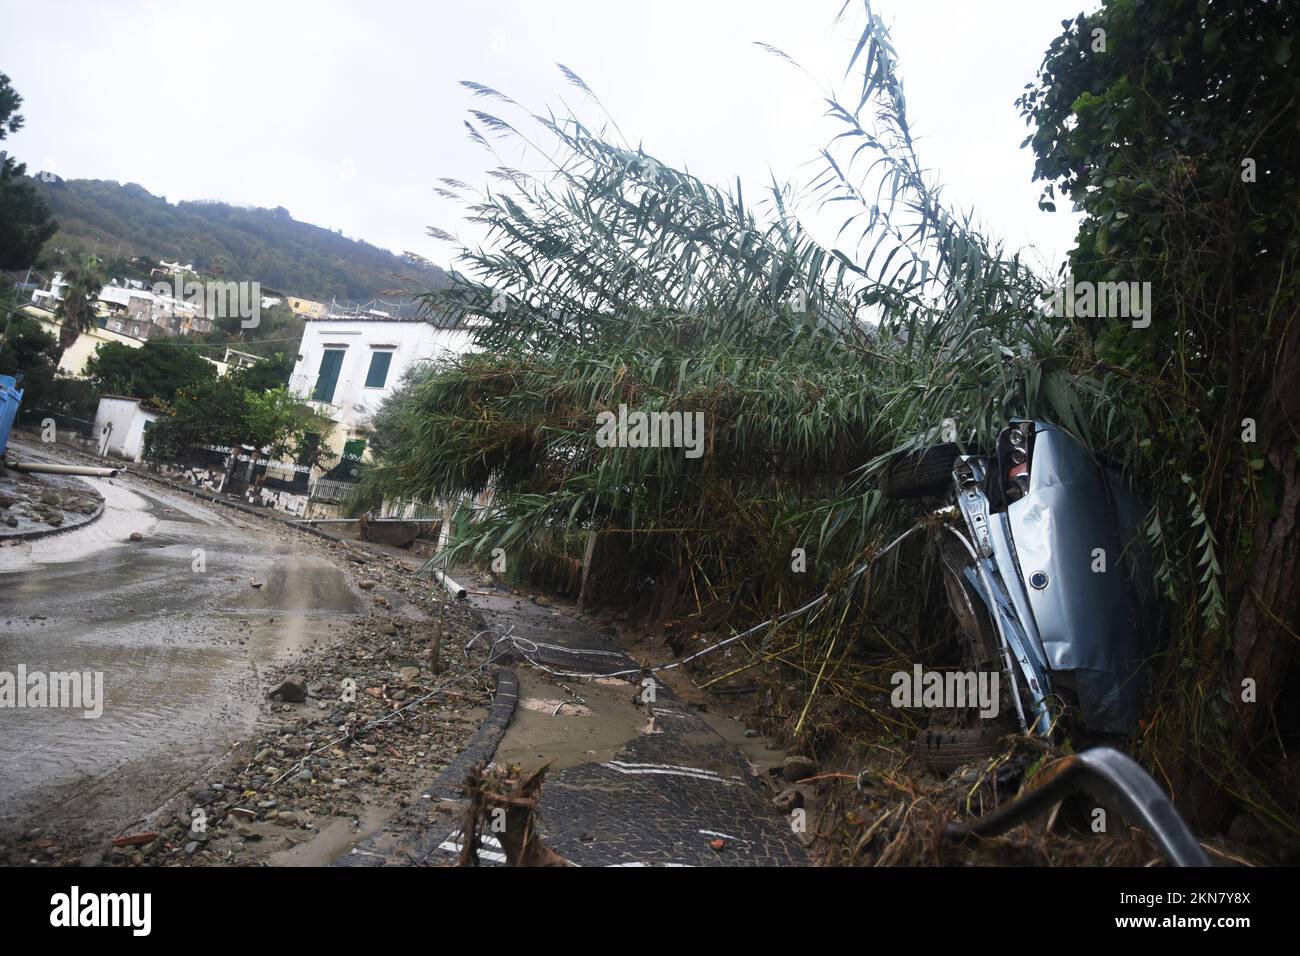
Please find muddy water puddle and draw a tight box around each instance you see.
[493,670,646,772]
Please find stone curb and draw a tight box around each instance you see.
[332,667,519,867]
[424,668,519,801]
[0,493,105,542]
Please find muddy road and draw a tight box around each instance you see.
[0,466,363,853]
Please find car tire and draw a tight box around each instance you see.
[913,727,1005,775]
[883,443,961,499]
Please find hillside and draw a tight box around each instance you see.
[30,177,448,300]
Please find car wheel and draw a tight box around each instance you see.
[913,726,1005,775]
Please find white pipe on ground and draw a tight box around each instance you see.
[5,461,119,478]
[432,568,467,600]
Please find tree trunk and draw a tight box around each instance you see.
[1229,315,1300,738]
[1184,315,1300,828]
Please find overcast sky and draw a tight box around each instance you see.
[0,0,1096,278]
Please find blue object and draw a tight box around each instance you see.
[0,373,24,457]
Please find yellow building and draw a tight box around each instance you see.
[20,305,144,377]
[285,296,327,319]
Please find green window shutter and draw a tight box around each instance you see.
[312,349,345,403]
[342,439,366,460]
[364,350,393,389]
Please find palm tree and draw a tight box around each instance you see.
[55,254,105,358]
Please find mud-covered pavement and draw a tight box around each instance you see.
[341,577,810,867]
[0,444,492,866]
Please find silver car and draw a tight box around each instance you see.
[885,420,1148,767]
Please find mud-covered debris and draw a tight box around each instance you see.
[267,676,308,703]
[773,788,805,812]
[111,832,158,847]
[783,755,819,782]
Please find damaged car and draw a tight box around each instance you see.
[884,420,1152,770]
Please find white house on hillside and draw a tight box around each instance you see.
[288,301,478,463]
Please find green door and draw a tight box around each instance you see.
[313,349,345,403]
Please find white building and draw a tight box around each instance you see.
[201,347,264,378]
[94,395,163,462]
[31,273,207,339]
[287,301,477,462]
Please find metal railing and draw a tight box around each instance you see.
[310,477,359,503]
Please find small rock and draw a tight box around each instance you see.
[268,676,308,703]
[782,755,819,782]
[128,532,144,542]
[358,580,376,590]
